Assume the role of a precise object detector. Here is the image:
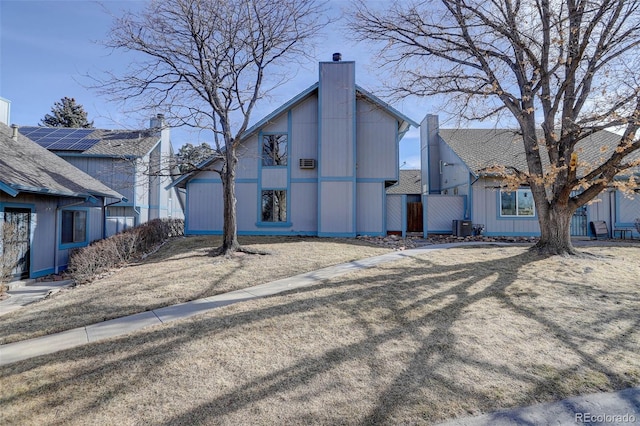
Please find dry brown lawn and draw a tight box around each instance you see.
[0,236,390,344]
[1,244,639,425]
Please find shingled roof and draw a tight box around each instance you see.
[386,169,421,194]
[439,128,639,177]
[83,129,160,157]
[18,126,160,158]
[0,123,125,201]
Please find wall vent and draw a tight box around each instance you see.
[299,158,316,169]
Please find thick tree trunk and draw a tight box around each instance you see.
[533,202,578,255]
[219,149,240,255]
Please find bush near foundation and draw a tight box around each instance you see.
[68,218,184,284]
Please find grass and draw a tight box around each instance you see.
[1,243,639,424]
[0,236,390,344]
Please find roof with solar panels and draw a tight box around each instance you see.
[0,122,125,201]
[18,126,161,158]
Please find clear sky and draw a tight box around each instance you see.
[0,0,434,169]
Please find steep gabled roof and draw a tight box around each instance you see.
[19,126,160,158]
[169,84,418,189]
[439,128,639,178]
[0,123,125,201]
[386,169,421,194]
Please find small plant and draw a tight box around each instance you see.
[67,218,184,284]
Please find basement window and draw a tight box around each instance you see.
[500,189,535,217]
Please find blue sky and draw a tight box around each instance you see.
[0,0,434,169]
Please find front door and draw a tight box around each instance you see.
[3,208,31,279]
[407,202,423,233]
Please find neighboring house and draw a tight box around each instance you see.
[19,115,185,236]
[170,57,418,237]
[0,121,125,279]
[420,114,640,238]
[386,169,422,236]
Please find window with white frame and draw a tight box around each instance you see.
[261,190,287,222]
[262,134,288,166]
[61,210,87,244]
[500,188,535,217]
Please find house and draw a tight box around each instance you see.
[170,56,418,237]
[0,121,126,279]
[385,169,423,236]
[420,114,640,238]
[18,114,184,236]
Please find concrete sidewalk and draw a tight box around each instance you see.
[0,279,73,317]
[0,245,452,366]
[0,240,631,365]
[435,387,640,425]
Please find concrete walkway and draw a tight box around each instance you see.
[1,244,459,366]
[1,240,639,425]
[0,279,74,317]
[435,387,640,425]
[0,240,634,365]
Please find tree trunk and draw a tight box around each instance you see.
[220,148,240,255]
[533,202,578,256]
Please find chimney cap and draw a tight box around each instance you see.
[332,52,342,62]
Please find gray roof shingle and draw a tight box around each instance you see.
[83,129,160,157]
[386,169,421,194]
[0,123,125,200]
[439,128,639,177]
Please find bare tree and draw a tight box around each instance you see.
[98,0,326,255]
[350,0,640,255]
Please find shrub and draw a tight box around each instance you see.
[67,218,184,284]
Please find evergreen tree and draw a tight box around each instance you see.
[175,143,216,173]
[40,97,94,128]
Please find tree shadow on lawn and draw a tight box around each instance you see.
[1,249,638,424]
[0,258,246,345]
[0,236,389,344]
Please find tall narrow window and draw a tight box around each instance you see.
[61,210,87,244]
[262,134,288,166]
[500,189,535,217]
[261,190,287,222]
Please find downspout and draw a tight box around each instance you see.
[609,189,615,238]
[103,198,123,238]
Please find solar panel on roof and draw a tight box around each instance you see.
[38,136,61,143]
[71,142,97,151]
[21,129,52,138]
[60,137,83,143]
[51,140,82,149]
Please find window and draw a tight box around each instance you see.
[61,210,87,244]
[262,134,288,166]
[261,190,287,222]
[500,189,535,217]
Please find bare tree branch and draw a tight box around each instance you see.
[349,0,640,255]
[94,0,327,254]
